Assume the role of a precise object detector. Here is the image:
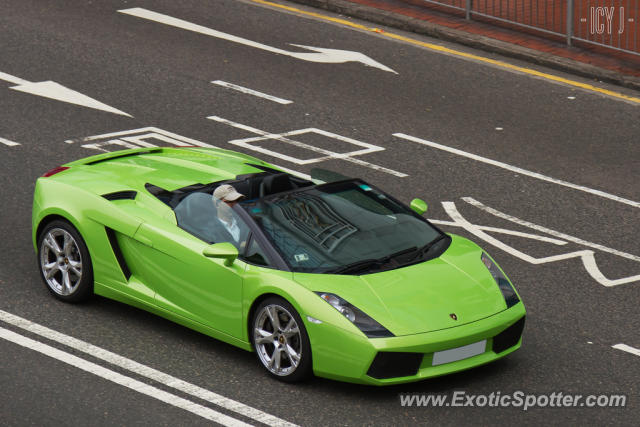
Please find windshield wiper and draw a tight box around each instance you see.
[331,246,417,275]
[409,235,447,262]
[330,258,381,275]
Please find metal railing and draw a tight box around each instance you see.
[416,0,639,56]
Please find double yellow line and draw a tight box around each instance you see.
[250,0,640,104]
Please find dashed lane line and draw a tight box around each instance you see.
[212,80,294,104]
[395,133,640,209]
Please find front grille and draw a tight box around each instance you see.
[366,352,423,379]
[493,316,525,353]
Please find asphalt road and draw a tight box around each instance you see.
[0,0,638,425]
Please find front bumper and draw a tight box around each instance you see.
[307,302,526,385]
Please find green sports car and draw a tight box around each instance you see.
[32,147,525,385]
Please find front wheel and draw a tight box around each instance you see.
[37,220,93,302]
[252,297,312,382]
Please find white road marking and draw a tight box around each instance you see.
[65,127,217,151]
[81,138,140,151]
[212,80,293,104]
[429,219,568,245]
[439,199,640,287]
[0,71,131,117]
[118,8,396,73]
[0,136,21,147]
[67,127,311,182]
[0,309,297,427]
[463,197,640,262]
[394,133,640,209]
[230,128,381,164]
[612,344,640,357]
[0,326,250,426]
[270,164,312,180]
[208,115,407,177]
[0,71,29,85]
[66,127,208,145]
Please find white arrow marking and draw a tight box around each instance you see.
[118,7,396,73]
[0,71,131,117]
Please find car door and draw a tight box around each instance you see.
[131,219,245,339]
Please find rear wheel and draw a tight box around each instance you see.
[37,220,93,302]
[252,297,312,382]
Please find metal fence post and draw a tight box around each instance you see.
[466,0,472,20]
[566,0,574,46]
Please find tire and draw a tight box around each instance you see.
[251,296,312,382]
[37,220,94,303]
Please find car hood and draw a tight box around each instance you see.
[292,234,507,336]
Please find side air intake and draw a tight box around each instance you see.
[105,228,132,280]
[102,191,137,201]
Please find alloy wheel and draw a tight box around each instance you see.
[253,304,303,376]
[40,228,83,296]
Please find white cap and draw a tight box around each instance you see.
[213,184,244,202]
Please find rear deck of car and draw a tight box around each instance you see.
[56,147,276,195]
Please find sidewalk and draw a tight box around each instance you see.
[289,0,640,90]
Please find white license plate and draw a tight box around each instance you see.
[432,340,487,366]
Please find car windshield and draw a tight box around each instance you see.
[240,180,447,274]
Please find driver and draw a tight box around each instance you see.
[212,184,248,248]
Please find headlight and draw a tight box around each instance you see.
[315,292,394,338]
[481,253,520,308]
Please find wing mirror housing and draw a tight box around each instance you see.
[203,242,238,266]
[410,198,428,215]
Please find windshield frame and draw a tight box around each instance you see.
[228,204,291,271]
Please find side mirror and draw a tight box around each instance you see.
[410,198,428,215]
[203,242,238,266]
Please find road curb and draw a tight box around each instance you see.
[287,0,640,91]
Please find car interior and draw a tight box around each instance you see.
[145,170,315,244]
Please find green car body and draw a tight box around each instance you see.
[32,147,525,385]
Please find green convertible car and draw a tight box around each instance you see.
[32,146,525,385]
